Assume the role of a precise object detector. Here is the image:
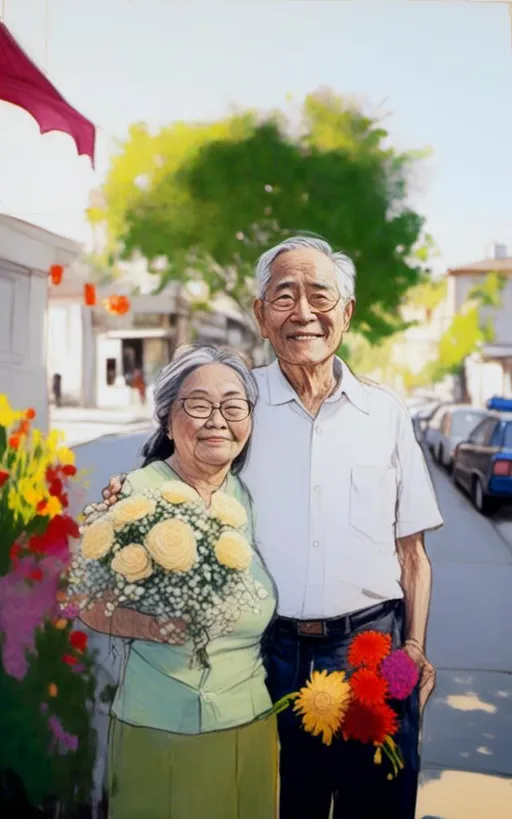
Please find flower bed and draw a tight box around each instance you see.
[0,396,100,815]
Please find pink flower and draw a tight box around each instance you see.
[380,649,420,700]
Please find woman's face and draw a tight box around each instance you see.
[168,363,253,471]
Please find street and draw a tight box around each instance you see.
[73,431,512,819]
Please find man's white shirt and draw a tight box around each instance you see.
[240,357,443,620]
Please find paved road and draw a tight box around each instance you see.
[73,432,512,819]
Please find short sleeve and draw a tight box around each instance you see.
[395,406,444,538]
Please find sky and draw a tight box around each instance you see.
[1,0,511,275]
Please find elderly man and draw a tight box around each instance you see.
[90,236,442,818]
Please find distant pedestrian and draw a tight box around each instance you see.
[52,373,62,407]
[132,368,146,405]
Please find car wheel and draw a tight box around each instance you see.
[471,477,496,516]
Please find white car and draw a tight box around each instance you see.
[424,404,490,470]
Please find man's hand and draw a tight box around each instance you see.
[81,473,127,528]
[403,642,436,715]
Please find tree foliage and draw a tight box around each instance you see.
[92,91,434,345]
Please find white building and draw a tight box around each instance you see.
[446,251,512,406]
[47,261,265,409]
[0,215,81,431]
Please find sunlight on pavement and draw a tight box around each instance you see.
[444,693,497,714]
[417,770,512,819]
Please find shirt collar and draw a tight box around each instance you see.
[266,356,370,414]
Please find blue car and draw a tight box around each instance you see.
[452,397,512,515]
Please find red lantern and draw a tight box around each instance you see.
[49,264,63,285]
[103,295,130,315]
[84,283,96,306]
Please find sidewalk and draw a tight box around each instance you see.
[50,404,154,447]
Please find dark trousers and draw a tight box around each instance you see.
[263,599,420,819]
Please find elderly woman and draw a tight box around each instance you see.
[79,344,278,819]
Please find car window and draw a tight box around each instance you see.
[503,422,512,449]
[430,407,448,429]
[468,417,495,445]
[451,411,488,438]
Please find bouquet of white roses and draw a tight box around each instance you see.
[68,480,268,665]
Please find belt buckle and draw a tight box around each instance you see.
[297,620,326,637]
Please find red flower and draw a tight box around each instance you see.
[69,630,88,653]
[9,543,22,562]
[28,514,79,555]
[8,435,20,450]
[350,668,389,707]
[28,568,43,582]
[46,466,60,484]
[25,408,36,420]
[0,469,10,489]
[36,500,47,514]
[342,700,399,745]
[49,478,64,498]
[348,630,392,670]
[17,419,30,437]
[62,654,78,666]
[62,464,77,477]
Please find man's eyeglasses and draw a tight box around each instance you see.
[262,291,341,313]
[179,397,252,421]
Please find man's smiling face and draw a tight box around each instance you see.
[254,247,354,367]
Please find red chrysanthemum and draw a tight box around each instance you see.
[62,654,78,666]
[348,630,392,670]
[350,668,389,707]
[0,469,10,489]
[69,630,88,653]
[342,700,398,745]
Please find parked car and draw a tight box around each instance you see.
[410,400,443,443]
[423,404,490,470]
[452,398,512,515]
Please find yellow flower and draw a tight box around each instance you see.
[214,530,252,570]
[18,478,40,509]
[111,544,153,582]
[145,519,197,572]
[209,491,247,528]
[0,394,20,428]
[160,480,201,505]
[45,495,62,518]
[293,670,352,746]
[81,518,114,559]
[110,495,156,529]
[56,446,75,466]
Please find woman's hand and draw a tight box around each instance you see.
[81,473,128,527]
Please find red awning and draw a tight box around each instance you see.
[0,22,95,166]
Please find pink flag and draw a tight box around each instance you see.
[0,22,95,166]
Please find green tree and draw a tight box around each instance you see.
[401,272,506,394]
[92,91,434,346]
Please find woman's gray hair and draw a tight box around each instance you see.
[255,236,356,301]
[141,343,258,474]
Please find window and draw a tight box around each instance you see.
[503,422,512,449]
[451,411,488,439]
[430,407,448,430]
[106,358,117,386]
[469,417,496,446]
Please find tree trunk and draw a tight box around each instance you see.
[173,284,191,352]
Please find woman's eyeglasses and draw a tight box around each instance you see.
[263,291,341,313]
[179,398,252,421]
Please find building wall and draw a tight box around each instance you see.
[0,216,81,431]
[451,273,512,345]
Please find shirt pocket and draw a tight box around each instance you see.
[350,466,397,544]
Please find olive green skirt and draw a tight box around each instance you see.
[107,715,278,819]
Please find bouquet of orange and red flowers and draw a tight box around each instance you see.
[270,630,420,779]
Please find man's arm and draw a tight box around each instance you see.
[396,530,431,652]
[396,530,436,714]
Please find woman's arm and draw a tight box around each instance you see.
[79,599,163,642]
[78,595,187,644]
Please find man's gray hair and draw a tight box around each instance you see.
[255,236,356,301]
[141,343,258,473]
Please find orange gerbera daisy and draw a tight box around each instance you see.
[348,630,392,670]
[294,669,352,746]
[342,700,399,746]
[350,668,389,707]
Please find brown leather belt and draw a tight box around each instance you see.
[274,599,400,639]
